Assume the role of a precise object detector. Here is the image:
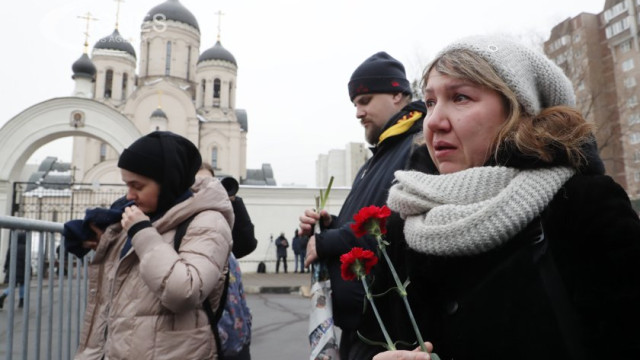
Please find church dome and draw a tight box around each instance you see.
[144,0,199,31]
[150,108,167,119]
[94,29,136,58]
[71,53,96,79]
[198,41,237,66]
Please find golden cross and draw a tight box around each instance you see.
[77,12,99,53]
[215,10,225,41]
[114,0,125,30]
[157,90,163,108]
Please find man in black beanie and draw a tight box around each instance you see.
[299,52,435,358]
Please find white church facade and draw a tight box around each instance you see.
[71,0,253,184]
[0,0,350,273]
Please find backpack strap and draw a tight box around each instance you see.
[173,214,231,358]
[533,220,587,360]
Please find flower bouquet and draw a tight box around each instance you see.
[308,177,340,360]
[342,205,440,359]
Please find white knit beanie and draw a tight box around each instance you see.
[435,35,576,116]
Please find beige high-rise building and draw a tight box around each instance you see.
[71,0,254,185]
[545,0,640,205]
[316,142,371,187]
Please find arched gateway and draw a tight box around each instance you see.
[0,97,141,218]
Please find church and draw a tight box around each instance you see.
[68,0,274,186]
[0,0,349,273]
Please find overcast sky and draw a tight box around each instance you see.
[0,0,605,186]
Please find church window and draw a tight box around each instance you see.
[212,147,219,169]
[104,69,113,98]
[213,78,221,107]
[187,45,191,80]
[145,41,150,75]
[122,73,128,100]
[100,143,107,162]
[165,41,172,76]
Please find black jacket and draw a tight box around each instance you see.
[275,235,289,258]
[3,231,27,285]
[230,196,257,259]
[314,100,430,330]
[358,143,640,359]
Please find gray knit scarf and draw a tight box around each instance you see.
[387,166,575,256]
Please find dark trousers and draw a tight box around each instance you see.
[294,253,306,272]
[276,256,287,273]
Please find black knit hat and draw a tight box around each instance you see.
[348,51,411,101]
[118,131,202,214]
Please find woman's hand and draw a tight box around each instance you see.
[372,342,434,360]
[121,205,149,231]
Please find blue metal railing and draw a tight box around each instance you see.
[0,215,87,360]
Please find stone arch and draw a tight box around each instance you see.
[0,97,141,216]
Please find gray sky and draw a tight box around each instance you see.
[0,0,605,186]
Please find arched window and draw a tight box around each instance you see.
[187,45,192,80]
[213,78,221,107]
[145,41,150,75]
[211,147,218,169]
[122,73,128,100]
[99,143,107,162]
[104,69,113,98]
[165,41,172,76]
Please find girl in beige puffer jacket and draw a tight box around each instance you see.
[74,131,233,360]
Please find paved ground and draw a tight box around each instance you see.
[242,271,313,295]
[0,272,320,359]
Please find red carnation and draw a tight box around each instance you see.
[350,205,392,238]
[340,247,378,281]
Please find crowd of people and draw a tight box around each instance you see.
[4,33,638,360]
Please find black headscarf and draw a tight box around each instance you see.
[117,131,202,214]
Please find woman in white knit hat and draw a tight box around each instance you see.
[368,35,640,360]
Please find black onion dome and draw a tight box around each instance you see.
[72,53,97,79]
[198,41,237,65]
[150,108,167,119]
[94,29,136,58]
[144,0,199,31]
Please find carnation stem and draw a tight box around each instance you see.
[380,245,429,354]
[360,277,396,351]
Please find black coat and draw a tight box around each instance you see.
[230,196,257,259]
[292,235,303,255]
[359,174,640,360]
[314,100,431,331]
[3,232,27,285]
[275,235,289,258]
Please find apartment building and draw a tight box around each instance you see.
[545,0,640,205]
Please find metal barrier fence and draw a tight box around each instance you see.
[0,215,87,360]
[12,182,127,222]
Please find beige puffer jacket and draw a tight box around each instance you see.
[75,177,234,360]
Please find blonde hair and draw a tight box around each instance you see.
[422,49,593,168]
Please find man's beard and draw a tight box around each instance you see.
[365,125,383,145]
